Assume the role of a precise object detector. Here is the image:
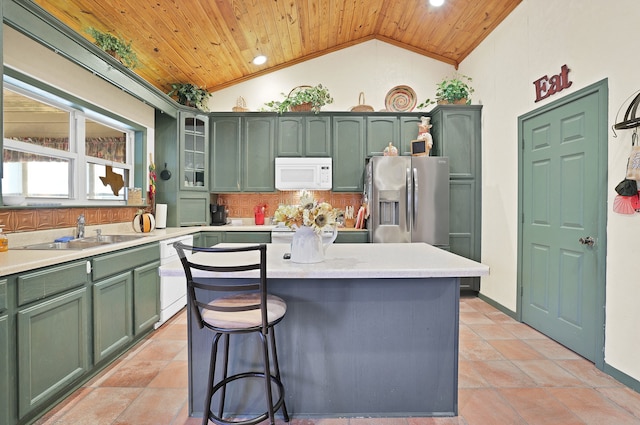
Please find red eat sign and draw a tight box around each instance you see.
[533,64,572,102]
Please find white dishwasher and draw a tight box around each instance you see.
[156,233,193,328]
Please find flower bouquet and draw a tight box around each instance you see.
[273,191,340,233]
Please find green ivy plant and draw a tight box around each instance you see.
[167,83,212,111]
[86,27,139,69]
[418,74,474,108]
[264,84,334,114]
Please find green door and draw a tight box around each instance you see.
[93,272,133,363]
[520,81,607,364]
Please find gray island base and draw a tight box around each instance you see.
[159,243,489,419]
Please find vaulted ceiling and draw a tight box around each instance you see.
[33,0,522,94]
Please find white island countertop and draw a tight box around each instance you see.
[160,242,489,280]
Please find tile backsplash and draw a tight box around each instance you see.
[215,192,363,218]
[0,206,142,234]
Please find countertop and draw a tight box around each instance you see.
[0,223,367,276]
[160,242,490,280]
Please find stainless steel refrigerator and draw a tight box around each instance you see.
[366,156,449,246]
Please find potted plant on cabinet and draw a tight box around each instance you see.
[418,74,474,108]
[264,84,333,114]
[86,27,139,69]
[167,83,212,111]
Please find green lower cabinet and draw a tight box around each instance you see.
[225,231,271,243]
[335,231,369,243]
[93,272,133,363]
[0,314,8,425]
[133,261,160,335]
[17,288,89,419]
[199,232,223,247]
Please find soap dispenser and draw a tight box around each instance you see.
[0,226,8,252]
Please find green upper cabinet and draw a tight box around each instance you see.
[210,115,276,192]
[277,115,331,157]
[243,116,276,192]
[332,116,365,192]
[399,116,423,156]
[181,114,209,190]
[366,116,399,157]
[155,110,209,226]
[210,116,242,191]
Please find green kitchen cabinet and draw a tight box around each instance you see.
[332,116,365,192]
[210,115,276,192]
[210,116,242,192]
[277,115,331,157]
[199,231,270,246]
[335,231,369,243]
[0,277,8,425]
[133,261,161,335]
[366,116,399,157]
[155,110,210,226]
[399,116,423,156]
[93,244,160,336]
[198,231,224,248]
[430,105,482,292]
[181,114,209,189]
[0,313,7,425]
[17,288,89,419]
[244,116,276,192]
[93,272,133,363]
[225,231,271,243]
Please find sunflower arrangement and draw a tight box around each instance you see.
[273,191,340,233]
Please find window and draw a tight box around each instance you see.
[2,81,135,204]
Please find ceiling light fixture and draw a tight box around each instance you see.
[429,0,445,6]
[252,55,267,65]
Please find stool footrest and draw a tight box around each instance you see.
[207,372,287,425]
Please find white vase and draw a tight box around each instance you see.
[290,225,337,263]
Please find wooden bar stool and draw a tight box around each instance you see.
[173,242,289,425]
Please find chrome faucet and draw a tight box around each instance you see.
[95,228,102,241]
[76,214,85,239]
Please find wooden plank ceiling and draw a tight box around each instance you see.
[33,0,521,94]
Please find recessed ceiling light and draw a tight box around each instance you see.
[253,55,267,65]
[429,0,445,6]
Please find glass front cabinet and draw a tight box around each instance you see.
[181,115,208,191]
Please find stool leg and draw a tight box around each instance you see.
[259,332,276,425]
[203,333,222,425]
[269,327,289,422]
[218,333,231,420]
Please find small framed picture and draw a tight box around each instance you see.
[411,139,429,156]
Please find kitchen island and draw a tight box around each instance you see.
[159,242,489,418]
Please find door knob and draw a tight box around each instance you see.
[579,236,595,246]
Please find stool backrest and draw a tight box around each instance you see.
[172,242,269,333]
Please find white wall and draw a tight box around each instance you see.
[459,0,640,380]
[3,25,156,156]
[208,40,454,113]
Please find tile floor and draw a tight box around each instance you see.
[35,296,640,425]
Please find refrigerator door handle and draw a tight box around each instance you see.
[412,167,418,228]
[406,167,412,232]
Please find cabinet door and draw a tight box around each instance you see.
[332,116,365,192]
[449,180,480,291]
[178,192,209,226]
[199,232,223,247]
[181,114,208,190]
[17,288,89,418]
[434,108,480,179]
[133,261,160,335]
[211,116,242,192]
[277,116,303,156]
[335,231,369,243]
[243,116,275,192]
[224,232,271,243]
[305,116,331,156]
[0,314,8,425]
[93,272,133,363]
[400,116,422,156]
[366,116,399,156]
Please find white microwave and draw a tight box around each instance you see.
[275,157,332,190]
